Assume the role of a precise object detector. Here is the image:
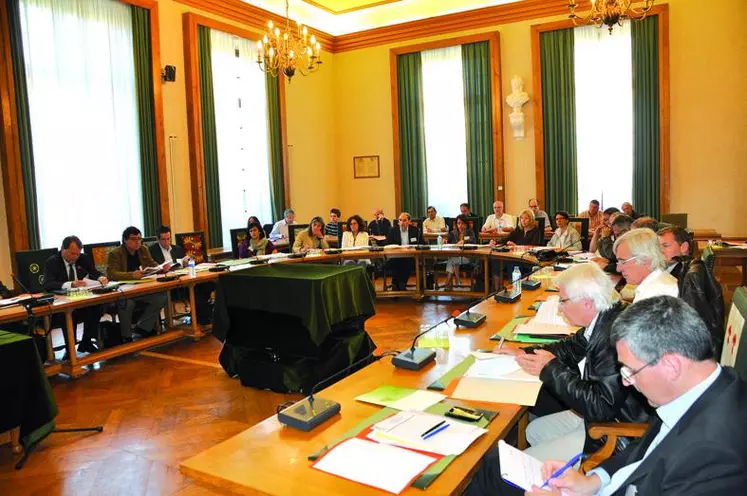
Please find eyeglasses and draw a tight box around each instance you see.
[558,297,572,304]
[616,255,639,266]
[620,360,657,383]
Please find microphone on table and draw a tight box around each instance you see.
[494,254,541,303]
[10,273,55,313]
[277,351,377,432]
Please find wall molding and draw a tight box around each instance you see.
[174,0,571,53]
[530,4,671,214]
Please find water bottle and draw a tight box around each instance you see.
[188,257,196,278]
[512,266,522,295]
[437,234,443,249]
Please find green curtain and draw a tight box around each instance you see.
[265,73,285,221]
[461,41,495,218]
[131,6,161,236]
[198,26,222,248]
[632,16,660,219]
[540,28,577,216]
[396,53,428,217]
[6,0,40,249]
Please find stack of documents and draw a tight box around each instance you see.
[367,410,487,456]
[513,320,577,338]
[449,354,543,406]
[313,437,437,494]
[355,386,446,411]
[497,440,545,490]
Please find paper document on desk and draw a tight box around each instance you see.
[514,320,577,337]
[451,376,542,406]
[369,410,487,456]
[355,386,445,411]
[313,437,436,494]
[68,280,120,291]
[498,440,545,491]
[465,355,523,379]
[532,296,566,325]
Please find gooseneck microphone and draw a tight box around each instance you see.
[277,351,376,431]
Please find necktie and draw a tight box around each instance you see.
[68,263,75,282]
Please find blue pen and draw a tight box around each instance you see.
[422,423,449,440]
[541,452,584,488]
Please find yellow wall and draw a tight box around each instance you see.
[334,0,747,234]
[1,0,745,286]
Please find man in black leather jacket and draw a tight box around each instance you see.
[658,226,725,356]
[495,263,651,462]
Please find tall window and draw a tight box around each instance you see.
[18,0,144,247]
[421,46,469,217]
[574,24,633,213]
[209,29,273,246]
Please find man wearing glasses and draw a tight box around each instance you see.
[107,226,167,342]
[488,264,650,466]
[468,296,747,496]
[613,228,678,302]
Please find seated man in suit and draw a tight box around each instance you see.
[594,214,633,273]
[468,296,747,496]
[150,225,215,325]
[494,263,650,463]
[614,228,679,302]
[459,202,475,218]
[368,208,391,236]
[43,235,108,354]
[385,212,423,290]
[659,226,725,356]
[107,226,167,342]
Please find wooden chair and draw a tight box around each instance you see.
[230,228,248,259]
[288,224,309,252]
[581,287,747,473]
[14,248,59,293]
[83,241,120,276]
[569,217,590,251]
[175,231,207,264]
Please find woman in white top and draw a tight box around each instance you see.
[341,215,370,266]
[548,210,582,251]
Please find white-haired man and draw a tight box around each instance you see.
[469,296,747,496]
[614,228,678,302]
[492,263,650,463]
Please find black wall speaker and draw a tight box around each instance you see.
[162,65,177,82]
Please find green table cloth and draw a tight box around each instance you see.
[0,330,57,449]
[212,264,376,346]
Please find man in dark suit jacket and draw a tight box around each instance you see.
[467,296,747,496]
[43,235,108,354]
[368,208,392,237]
[149,225,214,325]
[385,212,423,291]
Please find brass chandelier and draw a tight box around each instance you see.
[256,0,322,82]
[568,0,655,34]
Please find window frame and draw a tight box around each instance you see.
[530,4,670,214]
[389,32,504,214]
[182,12,290,252]
[0,0,169,254]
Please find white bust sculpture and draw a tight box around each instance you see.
[506,75,530,140]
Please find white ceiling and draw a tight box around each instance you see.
[242,0,521,36]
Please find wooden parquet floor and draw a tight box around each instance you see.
[0,297,468,496]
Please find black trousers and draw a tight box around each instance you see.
[55,305,102,345]
[389,258,414,291]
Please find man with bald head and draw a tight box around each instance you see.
[528,198,551,231]
[482,200,514,234]
[368,207,391,236]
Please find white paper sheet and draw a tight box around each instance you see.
[388,390,446,411]
[533,296,567,325]
[451,377,542,406]
[498,440,545,491]
[313,437,436,494]
[514,320,576,336]
[465,355,521,379]
[370,411,487,456]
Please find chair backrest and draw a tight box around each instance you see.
[443,217,454,232]
[262,223,273,238]
[175,231,207,264]
[721,287,747,381]
[569,217,590,250]
[661,213,688,229]
[289,224,309,250]
[14,247,58,293]
[83,241,121,276]
[230,228,248,259]
[143,236,157,246]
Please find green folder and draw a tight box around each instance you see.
[489,316,557,344]
[427,355,477,391]
[308,401,497,489]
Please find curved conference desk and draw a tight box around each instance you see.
[0,245,545,378]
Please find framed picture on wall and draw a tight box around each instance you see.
[353,155,380,179]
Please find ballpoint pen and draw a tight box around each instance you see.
[422,423,449,440]
[420,420,446,439]
[541,452,584,488]
[498,336,505,349]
